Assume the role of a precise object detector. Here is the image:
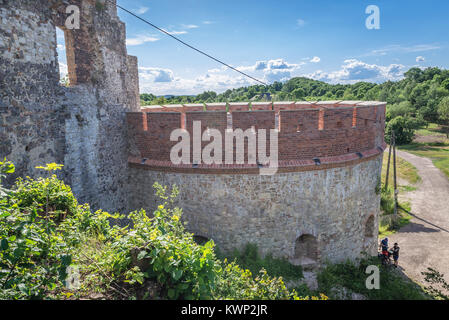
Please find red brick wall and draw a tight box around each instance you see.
[228,102,249,112]
[185,112,228,163]
[128,102,385,165]
[137,112,181,161]
[251,102,272,111]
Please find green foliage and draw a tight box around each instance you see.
[213,260,316,300]
[0,159,15,198]
[0,163,73,299]
[438,97,449,138]
[1,166,316,300]
[317,257,428,300]
[218,243,303,281]
[386,101,415,121]
[95,1,105,11]
[385,116,421,145]
[380,186,395,215]
[12,174,77,222]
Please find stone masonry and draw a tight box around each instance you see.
[127,101,386,266]
[1,0,386,267]
[0,0,139,213]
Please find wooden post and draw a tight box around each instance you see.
[384,136,392,190]
[392,131,398,216]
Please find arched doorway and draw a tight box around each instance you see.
[193,235,210,246]
[294,234,318,264]
[365,215,375,239]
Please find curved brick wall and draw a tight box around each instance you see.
[127,101,386,266]
[127,101,386,171]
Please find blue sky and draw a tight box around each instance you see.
[57,0,449,95]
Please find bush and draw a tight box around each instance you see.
[218,243,303,281]
[12,164,77,222]
[213,261,311,300]
[0,163,324,300]
[385,116,421,145]
[0,161,72,299]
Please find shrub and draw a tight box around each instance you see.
[0,162,73,299]
[12,165,77,222]
[218,243,303,281]
[385,116,421,145]
[213,260,308,300]
[1,163,324,300]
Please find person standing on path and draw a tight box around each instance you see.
[392,243,400,268]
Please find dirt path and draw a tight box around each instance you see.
[388,150,449,290]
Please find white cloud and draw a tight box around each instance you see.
[297,19,306,27]
[139,67,175,83]
[57,44,65,51]
[137,58,309,95]
[182,24,199,29]
[202,21,214,25]
[416,56,425,62]
[139,67,253,95]
[166,30,188,35]
[134,7,149,14]
[310,56,321,63]
[238,59,303,72]
[126,35,159,46]
[366,44,441,56]
[306,59,405,83]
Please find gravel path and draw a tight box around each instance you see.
[388,150,449,290]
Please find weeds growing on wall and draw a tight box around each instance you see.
[0,161,325,300]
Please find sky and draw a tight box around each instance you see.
[57,0,449,95]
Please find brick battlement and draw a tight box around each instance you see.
[127,101,386,171]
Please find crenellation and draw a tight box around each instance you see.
[129,102,385,166]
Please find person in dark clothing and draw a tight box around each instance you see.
[392,243,400,268]
[379,238,389,256]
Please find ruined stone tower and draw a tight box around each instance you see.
[127,101,386,267]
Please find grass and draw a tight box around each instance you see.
[316,257,430,300]
[379,150,417,236]
[382,150,421,185]
[415,123,448,137]
[378,207,412,238]
[216,243,303,281]
[398,142,449,179]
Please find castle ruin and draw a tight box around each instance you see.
[1,0,386,267]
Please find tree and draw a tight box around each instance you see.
[438,97,449,137]
[385,116,421,145]
[292,88,305,100]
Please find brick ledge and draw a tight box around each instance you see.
[128,143,386,175]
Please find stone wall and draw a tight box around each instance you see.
[0,0,139,213]
[128,155,382,266]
